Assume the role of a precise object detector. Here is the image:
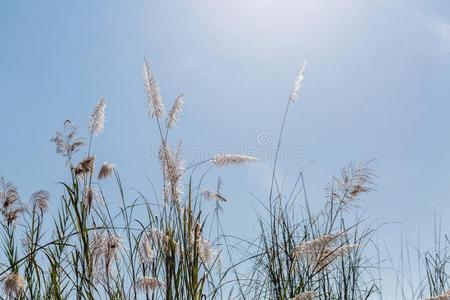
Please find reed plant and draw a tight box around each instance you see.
[0,57,446,300]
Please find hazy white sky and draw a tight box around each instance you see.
[1,1,450,295]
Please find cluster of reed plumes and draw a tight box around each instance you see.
[0,58,446,300]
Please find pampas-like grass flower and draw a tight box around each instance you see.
[202,190,226,202]
[3,272,25,297]
[0,179,24,224]
[290,291,317,300]
[138,234,154,264]
[143,57,164,119]
[98,162,115,180]
[289,61,307,102]
[0,179,19,211]
[137,277,165,292]
[159,143,184,203]
[211,154,257,167]
[199,238,218,265]
[91,232,123,273]
[88,96,106,136]
[6,208,23,225]
[51,120,84,158]
[167,94,184,129]
[292,233,341,258]
[73,155,96,177]
[328,163,374,207]
[316,244,359,269]
[426,290,450,300]
[30,190,49,213]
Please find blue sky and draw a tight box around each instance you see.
[1,0,450,294]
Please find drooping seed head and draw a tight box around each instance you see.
[30,190,50,214]
[202,190,227,202]
[98,162,115,180]
[211,154,257,167]
[73,155,96,177]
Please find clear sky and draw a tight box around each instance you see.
[1,0,450,295]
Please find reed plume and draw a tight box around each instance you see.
[290,291,317,300]
[143,57,164,119]
[73,155,96,177]
[91,232,123,280]
[0,179,23,224]
[167,94,184,129]
[30,190,49,214]
[98,162,115,180]
[289,61,307,102]
[88,96,106,136]
[202,190,226,202]
[328,163,374,207]
[426,291,450,300]
[2,272,25,298]
[138,234,154,264]
[51,120,84,159]
[159,143,184,203]
[211,154,257,167]
[137,277,165,292]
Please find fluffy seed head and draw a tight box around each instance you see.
[199,239,218,265]
[98,162,115,180]
[290,291,317,300]
[202,190,226,202]
[211,154,257,167]
[88,97,106,136]
[51,120,84,158]
[426,290,450,300]
[91,232,123,272]
[143,58,164,119]
[167,94,184,129]
[159,143,184,203]
[327,162,374,208]
[292,233,342,258]
[74,155,96,177]
[137,277,165,292]
[3,272,25,297]
[138,234,154,264]
[31,190,49,214]
[290,61,307,102]
[0,179,19,211]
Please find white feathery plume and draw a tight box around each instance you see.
[88,97,106,136]
[143,57,164,119]
[211,154,257,167]
[136,277,165,292]
[138,234,154,264]
[202,190,226,202]
[289,61,307,102]
[167,94,184,129]
[199,238,218,265]
[290,291,317,300]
